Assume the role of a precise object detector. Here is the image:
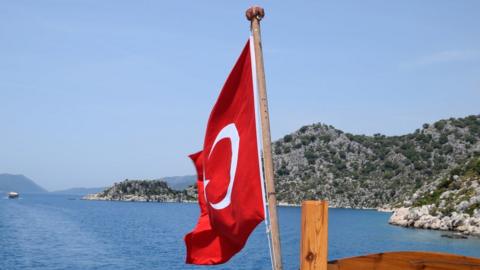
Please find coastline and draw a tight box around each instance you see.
[83,193,479,237]
[83,195,394,212]
[82,193,197,203]
[389,206,480,236]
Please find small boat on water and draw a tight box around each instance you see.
[8,192,19,199]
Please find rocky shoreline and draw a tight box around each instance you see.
[389,156,480,236]
[389,206,480,236]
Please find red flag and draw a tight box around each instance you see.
[185,39,266,265]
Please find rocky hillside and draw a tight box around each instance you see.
[272,115,480,208]
[83,115,480,211]
[83,179,197,202]
[389,156,480,235]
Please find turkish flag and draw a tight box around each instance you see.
[184,39,266,265]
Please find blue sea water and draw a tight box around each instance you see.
[1,194,480,270]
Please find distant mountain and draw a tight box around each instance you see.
[52,187,106,195]
[0,174,47,193]
[162,175,196,190]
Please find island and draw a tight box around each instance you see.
[83,179,197,203]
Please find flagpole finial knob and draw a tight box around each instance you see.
[246,6,265,21]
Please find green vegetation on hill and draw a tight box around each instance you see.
[411,156,480,215]
[272,115,480,208]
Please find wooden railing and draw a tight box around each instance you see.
[300,201,480,270]
[327,251,480,270]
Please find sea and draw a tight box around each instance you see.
[1,194,480,270]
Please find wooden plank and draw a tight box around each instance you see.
[301,200,329,270]
[327,251,480,270]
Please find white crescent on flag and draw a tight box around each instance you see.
[204,123,240,210]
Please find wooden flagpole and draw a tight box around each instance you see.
[246,6,283,270]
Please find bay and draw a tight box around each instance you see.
[1,194,480,270]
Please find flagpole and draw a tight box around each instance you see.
[246,6,283,270]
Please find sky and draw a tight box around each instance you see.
[1,1,479,191]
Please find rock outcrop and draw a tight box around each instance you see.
[390,206,480,236]
[389,157,480,236]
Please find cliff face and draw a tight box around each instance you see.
[389,157,480,235]
[272,115,480,208]
[83,179,197,202]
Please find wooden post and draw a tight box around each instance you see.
[246,6,283,270]
[301,201,329,270]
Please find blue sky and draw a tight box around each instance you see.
[1,1,479,190]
